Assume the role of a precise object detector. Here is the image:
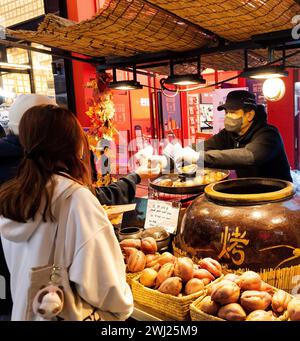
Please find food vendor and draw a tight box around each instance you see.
[175,90,292,182]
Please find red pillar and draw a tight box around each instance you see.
[267,69,296,169]
[66,0,97,127]
[180,91,189,145]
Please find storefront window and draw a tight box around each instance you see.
[6,47,29,64]
[1,43,56,100]
[31,43,55,97]
[1,72,31,96]
[1,47,31,102]
[0,0,44,27]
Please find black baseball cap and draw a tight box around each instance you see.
[217,90,257,111]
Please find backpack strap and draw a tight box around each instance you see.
[48,182,82,266]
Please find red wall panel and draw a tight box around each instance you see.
[66,0,97,126]
[267,69,295,169]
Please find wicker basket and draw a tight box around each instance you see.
[126,272,142,286]
[190,286,293,321]
[173,240,300,295]
[131,275,223,321]
[190,291,225,321]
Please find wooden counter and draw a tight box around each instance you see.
[131,302,174,321]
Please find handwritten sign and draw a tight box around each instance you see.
[144,199,181,234]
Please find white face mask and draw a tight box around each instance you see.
[224,116,243,133]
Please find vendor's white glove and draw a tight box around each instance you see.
[134,145,153,166]
[162,141,183,160]
[147,155,168,169]
[135,165,161,180]
[174,146,201,168]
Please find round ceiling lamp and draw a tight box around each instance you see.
[262,78,286,102]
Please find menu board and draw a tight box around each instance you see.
[144,199,181,234]
[199,104,213,130]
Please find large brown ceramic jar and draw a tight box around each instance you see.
[177,178,300,272]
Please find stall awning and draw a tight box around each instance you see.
[7,1,213,57]
[6,0,300,72]
[146,0,299,41]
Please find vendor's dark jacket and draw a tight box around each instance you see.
[0,135,140,315]
[201,112,292,182]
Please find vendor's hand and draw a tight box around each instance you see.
[135,165,161,180]
[134,145,154,166]
[162,141,183,160]
[147,155,168,169]
[174,146,200,168]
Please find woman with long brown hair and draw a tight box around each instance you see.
[0,105,133,320]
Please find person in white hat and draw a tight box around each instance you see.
[8,94,57,135]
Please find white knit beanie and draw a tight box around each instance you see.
[8,94,57,134]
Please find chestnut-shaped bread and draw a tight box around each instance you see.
[199,296,220,316]
[145,253,160,268]
[155,263,174,288]
[260,281,276,296]
[240,290,272,312]
[246,310,277,321]
[174,257,194,283]
[158,252,176,265]
[127,250,146,272]
[271,290,292,314]
[223,273,240,283]
[237,271,262,291]
[122,247,138,263]
[158,277,182,296]
[193,269,215,283]
[211,281,240,305]
[139,268,158,288]
[207,279,234,296]
[120,238,141,249]
[184,278,205,295]
[287,298,300,321]
[141,237,157,254]
[198,258,222,278]
[218,303,246,321]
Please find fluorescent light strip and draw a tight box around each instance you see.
[0,62,31,70]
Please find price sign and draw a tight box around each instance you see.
[144,199,181,234]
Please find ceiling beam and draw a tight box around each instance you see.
[251,29,295,43]
[99,29,299,70]
[0,68,30,74]
[101,40,262,69]
[0,37,103,64]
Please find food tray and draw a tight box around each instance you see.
[150,168,230,195]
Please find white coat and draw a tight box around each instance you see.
[0,175,133,321]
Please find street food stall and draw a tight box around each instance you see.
[3,0,300,322]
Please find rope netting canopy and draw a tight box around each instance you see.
[7,0,214,58]
[6,0,300,72]
[146,0,299,41]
